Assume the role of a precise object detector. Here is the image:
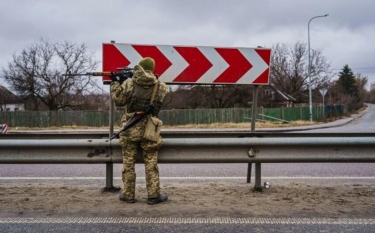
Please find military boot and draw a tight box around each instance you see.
[147,194,168,205]
[119,194,136,203]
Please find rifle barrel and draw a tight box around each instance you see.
[63,72,112,76]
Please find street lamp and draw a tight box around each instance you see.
[308,14,329,121]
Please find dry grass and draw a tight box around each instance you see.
[162,120,321,129]
[6,105,365,131]
[9,120,324,130]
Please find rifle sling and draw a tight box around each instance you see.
[150,81,159,104]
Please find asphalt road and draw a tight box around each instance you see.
[1,220,374,233]
[305,103,375,133]
[1,104,374,232]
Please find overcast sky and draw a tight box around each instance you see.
[1,0,375,91]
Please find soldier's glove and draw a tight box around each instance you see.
[110,72,127,85]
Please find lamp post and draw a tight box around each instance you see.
[308,14,329,121]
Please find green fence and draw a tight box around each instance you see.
[0,105,345,128]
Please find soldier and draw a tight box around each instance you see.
[110,57,168,204]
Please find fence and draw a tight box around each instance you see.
[0,105,345,128]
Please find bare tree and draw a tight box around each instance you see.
[368,82,375,103]
[164,85,206,109]
[355,72,368,103]
[270,42,332,103]
[164,84,253,109]
[198,85,233,108]
[2,38,99,110]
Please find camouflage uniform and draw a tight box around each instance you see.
[111,63,167,200]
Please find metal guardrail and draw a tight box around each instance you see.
[1,136,375,190]
[3,131,375,139]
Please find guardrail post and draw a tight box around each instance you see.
[254,163,262,191]
[246,163,252,183]
[105,162,115,188]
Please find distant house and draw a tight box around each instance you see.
[0,85,25,111]
[260,84,297,108]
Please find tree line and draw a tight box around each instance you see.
[1,38,372,112]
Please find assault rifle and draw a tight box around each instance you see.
[64,67,134,84]
[110,103,155,140]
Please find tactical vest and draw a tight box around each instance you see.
[128,81,162,116]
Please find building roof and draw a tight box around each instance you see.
[0,85,22,104]
[268,84,297,102]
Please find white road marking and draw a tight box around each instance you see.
[0,176,374,180]
[0,217,373,224]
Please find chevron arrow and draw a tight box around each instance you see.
[213,48,252,83]
[173,47,213,83]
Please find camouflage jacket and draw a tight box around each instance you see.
[110,65,167,140]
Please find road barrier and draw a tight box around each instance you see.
[0,124,7,134]
[1,136,374,190]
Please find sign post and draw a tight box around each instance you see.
[319,88,328,118]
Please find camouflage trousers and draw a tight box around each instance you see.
[120,138,162,199]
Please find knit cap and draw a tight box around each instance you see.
[138,57,155,72]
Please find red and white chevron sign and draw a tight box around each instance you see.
[102,43,271,85]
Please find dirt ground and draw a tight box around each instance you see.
[0,181,374,218]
